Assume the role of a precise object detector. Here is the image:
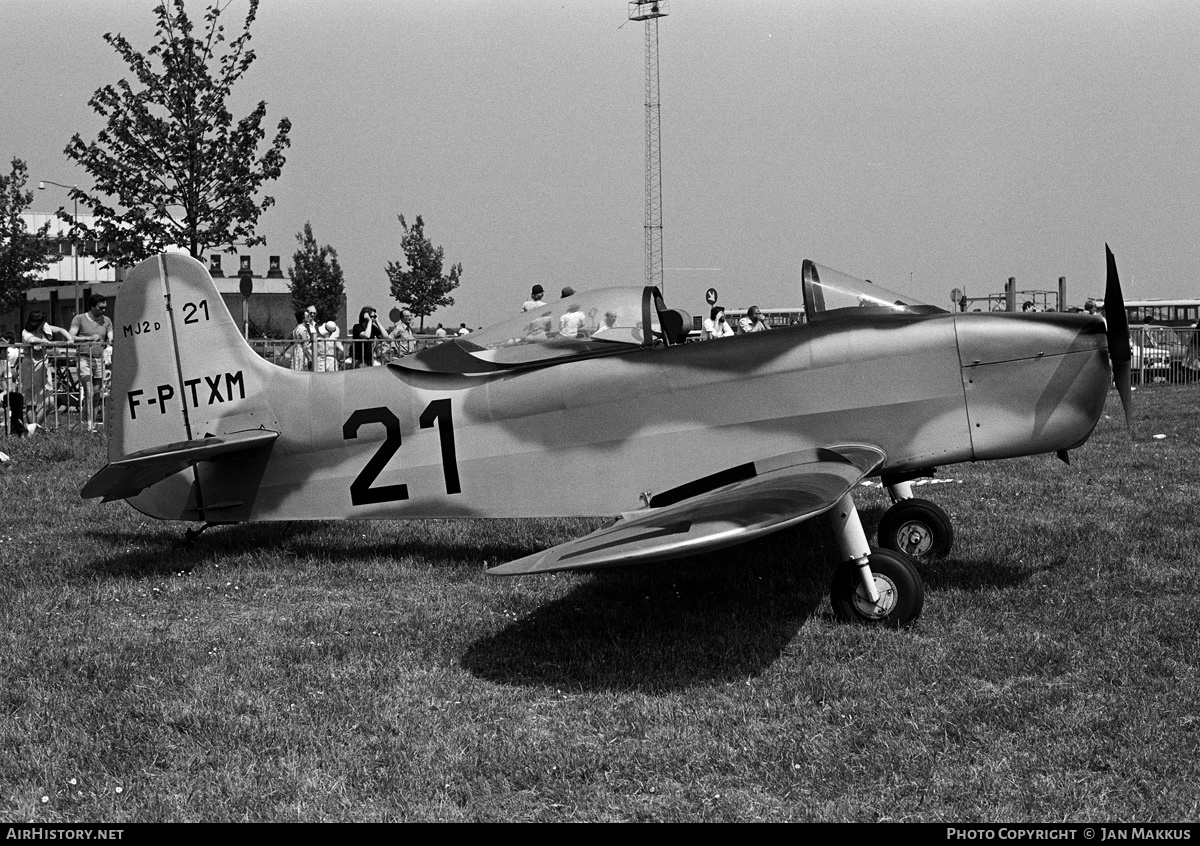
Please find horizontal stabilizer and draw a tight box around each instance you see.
[488,444,885,575]
[81,429,279,503]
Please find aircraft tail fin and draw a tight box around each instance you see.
[88,253,285,518]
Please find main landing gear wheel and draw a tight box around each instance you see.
[830,549,924,628]
[877,497,953,561]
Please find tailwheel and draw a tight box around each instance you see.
[877,497,953,561]
[830,549,924,628]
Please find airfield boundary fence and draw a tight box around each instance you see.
[4,328,1199,437]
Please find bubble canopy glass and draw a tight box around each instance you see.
[399,262,945,375]
[802,260,946,322]
[400,287,656,374]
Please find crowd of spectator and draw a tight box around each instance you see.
[283,304,475,373]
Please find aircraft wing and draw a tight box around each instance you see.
[487,444,885,575]
[81,429,280,503]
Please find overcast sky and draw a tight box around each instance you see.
[3,0,1198,326]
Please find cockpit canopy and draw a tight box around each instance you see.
[399,286,677,375]
[802,260,946,322]
[397,261,943,376]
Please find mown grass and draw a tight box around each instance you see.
[1,386,1198,822]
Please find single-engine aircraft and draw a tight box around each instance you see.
[82,248,1133,627]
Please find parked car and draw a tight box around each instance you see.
[1133,325,1200,383]
[1130,327,1172,383]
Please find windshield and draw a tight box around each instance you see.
[802,260,945,322]
[402,287,652,373]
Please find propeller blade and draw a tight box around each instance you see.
[1104,245,1134,434]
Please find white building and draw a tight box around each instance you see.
[3,214,339,341]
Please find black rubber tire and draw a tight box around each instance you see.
[830,549,924,628]
[877,497,953,561]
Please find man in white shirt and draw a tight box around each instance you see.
[69,294,114,433]
[738,306,770,333]
[559,302,587,339]
[389,309,415,356]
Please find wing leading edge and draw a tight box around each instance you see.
[487,444,886,575]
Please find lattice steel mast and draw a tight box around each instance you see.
[629,1,667,293]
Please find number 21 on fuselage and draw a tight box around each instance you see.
[342,398,461,506]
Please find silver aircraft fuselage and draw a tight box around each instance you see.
[115,300,1110,523]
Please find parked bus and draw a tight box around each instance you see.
[1123,298,1200,328]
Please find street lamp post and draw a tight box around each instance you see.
[38,180,80,318]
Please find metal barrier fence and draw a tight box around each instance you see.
[3,328,1197,435]
[1130,325,1200,385]
[2,343,109,435]
[248,335,446,372]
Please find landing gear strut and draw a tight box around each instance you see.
[827,492,924,627]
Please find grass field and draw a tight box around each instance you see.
[2,386,1198,822]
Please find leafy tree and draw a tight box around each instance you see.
[288,222,345,324]
[386,215,462,332]
[62,0,291,266]
[0,158,53,315]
